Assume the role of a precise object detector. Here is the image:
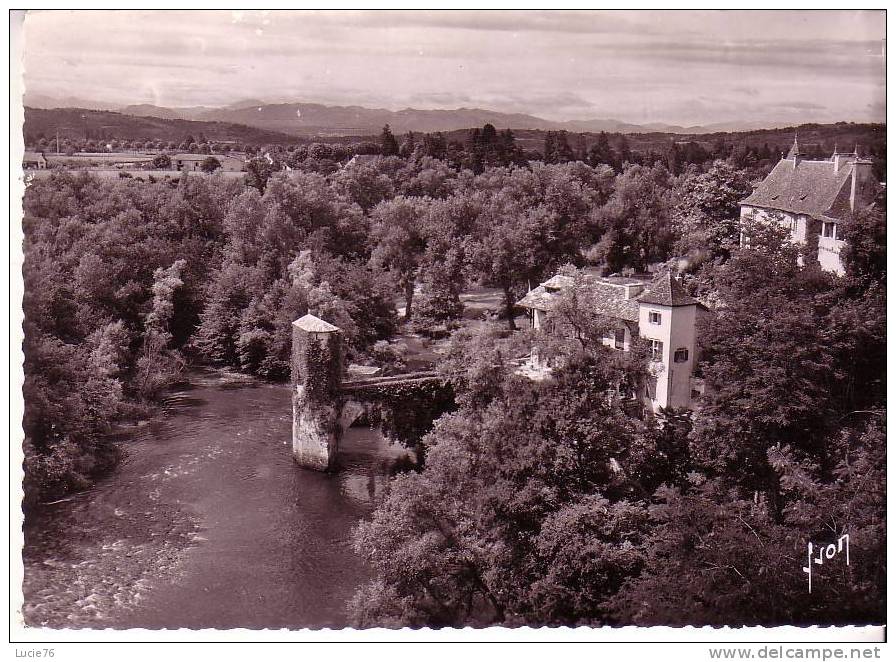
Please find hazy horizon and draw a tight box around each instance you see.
[21,9,886,127]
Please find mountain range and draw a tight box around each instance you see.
[22,92,796,137]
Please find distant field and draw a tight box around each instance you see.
[46,152,156,161]
[23,169,247,181]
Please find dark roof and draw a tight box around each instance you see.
[740,157,857,220]
[636,271,697,307]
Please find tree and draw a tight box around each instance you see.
[399,131,417,158]
[671,160,751,266]
[380,124,400,157]
[333,160,395,212]
[152,153,172,169]
[587,132,616,170]
[369,197,427,320]
[840,201,886,285]
[543,131,574,164]
[467,212,536,331]
[245,157,275,192]
[544,266,618,352]
[592,163,674,273]
[200,156,222,173]
[689,217,885,511]
[351,349,653,627]
[609,416,885,626]
[422,132,447,160]
[135,259,186,397]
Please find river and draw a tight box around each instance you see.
[22,368,411,629]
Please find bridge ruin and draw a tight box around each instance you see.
[291,314,454,471]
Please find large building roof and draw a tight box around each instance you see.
[740,156,864,221]
[517,275,641,321]
[517,269,698,321]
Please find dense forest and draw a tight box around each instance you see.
[21,124,885,627]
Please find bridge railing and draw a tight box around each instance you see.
[338,371,444,391]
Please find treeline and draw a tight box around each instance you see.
[28,116,886,184]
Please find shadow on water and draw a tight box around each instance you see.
[22,368,411,630]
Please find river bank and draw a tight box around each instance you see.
[22,367,410,629]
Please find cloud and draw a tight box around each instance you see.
[20,10,885,126]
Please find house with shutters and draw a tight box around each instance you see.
[517,269,704,413]
[739,138,876,275]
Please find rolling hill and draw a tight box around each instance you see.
[23,107,297,145]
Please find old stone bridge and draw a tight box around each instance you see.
[291,314,454,471]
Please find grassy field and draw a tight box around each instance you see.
[45,153,156,166]
[24,169,247,181]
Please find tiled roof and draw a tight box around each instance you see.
[518,269,700,319]
[23,151,45,161]
[636,270,697,307]
[516,275,641,321]
[740,157,855,220]
[601,275,650,286]
[293,314,341,333]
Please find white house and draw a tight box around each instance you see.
[22,151,47,169]
[173,154,247,172]
[517,269,703,413]
[739,138,875,275]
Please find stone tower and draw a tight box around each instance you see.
[636,271,699,412]
[291,314,343,471]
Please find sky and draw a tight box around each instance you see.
[21,9,886,127]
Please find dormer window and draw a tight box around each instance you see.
[648,311,662,325]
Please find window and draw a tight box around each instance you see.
[822,221,837,239]
[649,339,663,360]
[674,348,689,363]
[614,328,626,350]
[648,311,662,325]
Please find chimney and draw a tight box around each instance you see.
[849,157,875,212]
[832,144,859,174]
[623,283,645,299]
